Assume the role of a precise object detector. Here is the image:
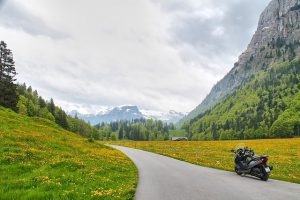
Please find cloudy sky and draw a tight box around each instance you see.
[0,0,270,114]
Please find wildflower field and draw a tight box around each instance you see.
[111,139,300,184]
[0,107,137,200]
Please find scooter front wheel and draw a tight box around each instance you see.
[260,167,269,181]
[261,174,269,181]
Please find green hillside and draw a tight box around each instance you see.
[0,107,137,199]
[187,58,300,140]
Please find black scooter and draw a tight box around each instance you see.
[231,147,273,181]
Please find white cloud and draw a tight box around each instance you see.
[212,26,225,36]
[0,0,271,113]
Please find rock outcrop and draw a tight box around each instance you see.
[179,0,300,126]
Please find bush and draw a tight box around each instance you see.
[87,138,95,143]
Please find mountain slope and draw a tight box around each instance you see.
[179,0,300,126]
[0,107,137,199]
[188,58,300,140]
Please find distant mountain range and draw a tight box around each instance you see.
[68,106,186,125]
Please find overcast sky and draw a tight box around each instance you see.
[0,0,270,114]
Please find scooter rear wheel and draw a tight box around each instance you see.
[235,167,242,175]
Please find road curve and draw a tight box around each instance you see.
[111,145,300,200]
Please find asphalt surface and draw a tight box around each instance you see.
[111,145,300,200]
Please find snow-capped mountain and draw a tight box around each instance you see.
[68,106,186,125]
[141,109,187,124]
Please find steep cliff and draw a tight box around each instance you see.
[179,0,300,126]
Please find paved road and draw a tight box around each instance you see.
[111,145,300,200]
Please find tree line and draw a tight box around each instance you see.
[17,83,100,138]
[95,118,175,141]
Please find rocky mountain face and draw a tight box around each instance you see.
[69,106,143,125]
[179,0,300,126]
[69,106,185,125]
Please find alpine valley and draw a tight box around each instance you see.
[1,1,300,199]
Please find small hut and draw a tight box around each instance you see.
[171,137,188,141]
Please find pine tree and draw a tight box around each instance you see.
[118,127,124,140]
[211,122,218,140]
[18,83,27,95]
[0,41,18,110]
[55,108,69,129]
[27,86,32,94]
[48,98,55,115]
[38,96,46,108]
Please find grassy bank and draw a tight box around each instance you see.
[110,139,300,184]
[0,107,137,199]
